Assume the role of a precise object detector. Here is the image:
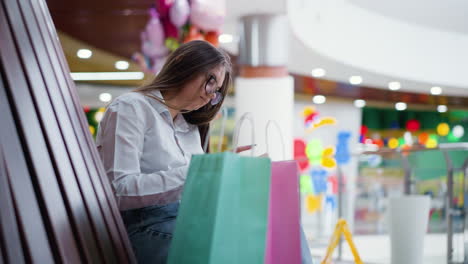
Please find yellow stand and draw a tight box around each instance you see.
[321,219,364,264]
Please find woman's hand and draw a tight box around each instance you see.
[233,144,256,153]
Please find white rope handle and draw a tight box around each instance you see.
[265,120,286,160]
[232,112,255,156]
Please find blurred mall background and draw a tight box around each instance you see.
[2,0,468,263]
[49,0,468,263]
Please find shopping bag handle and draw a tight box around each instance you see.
[265,120,286,160]
[232,112,255,156]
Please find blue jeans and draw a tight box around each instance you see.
[121,202,179,264]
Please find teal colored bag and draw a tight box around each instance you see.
[168,113,271,264]
[168,152,271,264]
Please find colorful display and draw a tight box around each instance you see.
[132,0,226,75]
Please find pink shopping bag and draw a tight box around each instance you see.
[265,160,301,264]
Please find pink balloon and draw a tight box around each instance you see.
[143,8,169,58]
[155,0,175,18]
[169,0,190,27]
[190,0,226,32]
[141,32,155,57]
[162,17,179,39]
[141,32,167,58]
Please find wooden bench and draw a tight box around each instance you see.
[0,0,135,262]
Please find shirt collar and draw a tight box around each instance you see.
[147,90,191,133]
[147,90,169,115]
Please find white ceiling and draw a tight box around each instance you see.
[220,0,468,97]
[350,0,468,35]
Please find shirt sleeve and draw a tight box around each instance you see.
[97,99,189,202]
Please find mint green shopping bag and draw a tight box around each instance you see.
[168,152,271,264]
[168,112,271,264]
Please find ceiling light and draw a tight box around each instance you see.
[77,49,92,59]
[99,93,112,103]
[388,81,401,91]
[70,72,144,81]
[313,95,326,104]
[395,102,407,111]
[219,34,233,43]
[311,68,326,78]
[354,99,366,108]
[431,86,442,95]
[437,105,448,113]
[349,76,363,85]
[115,60,130,70]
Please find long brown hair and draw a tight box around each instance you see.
[134,40,232,148]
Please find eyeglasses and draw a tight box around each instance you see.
[205,75,223,105]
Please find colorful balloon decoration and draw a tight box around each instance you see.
[305,139,336,169]
[133,0,226,75]
[390,120,399,129]
[321,147,336,169]
[418,132,429,145]
[360,125,368,136]
[406,119,421,132]
[437,123,450,136]
[169,0,190,27]
[373,139,384,148]
[325,195,337,210]
[302,106,337,132]
[447,132,460,143]
[388,138,399,149]
[307,117,337,132]
[306,194,322,213]
[306,139,323,165]
[302,106,319,127]
[303,106,316,118]
[398,137,405,147]
[294,138,309,171]
[311,168,328,194]
[403,131,413,146]
[452,125,465,139]
[155,0,174,18]
[183,25,204,43]
[144,9,169,57]
[336,131,351,165]
[94,108,106,123]
[161,17,179,39]
[89,125,95,136]
[300,174,314,194]
[327,175,339,194]
[204,31,220,47]
[190,0,226,32]
[426,135,438,148]
[359,125,368,143]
